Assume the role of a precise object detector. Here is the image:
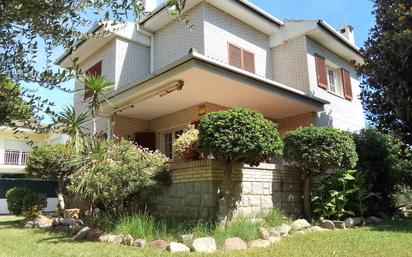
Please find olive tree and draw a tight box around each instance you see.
[283,126,358,219]
[197,108,283,225]
[26,144,76,211]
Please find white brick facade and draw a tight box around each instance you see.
[306,38,365,131]
[203,3,273,79]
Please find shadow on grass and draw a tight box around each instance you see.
[369,218,412,233]
[0,218,25,229]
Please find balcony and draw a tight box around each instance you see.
[0,149,29,166]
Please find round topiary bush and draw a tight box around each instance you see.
[283,125,358,219]
[6,187,47,216]
[197,108,283,166]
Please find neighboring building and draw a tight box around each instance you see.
[0,126,67,177]
[57,0,365,160]
[0,126,67,214]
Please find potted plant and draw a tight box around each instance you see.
[173,124,200,160]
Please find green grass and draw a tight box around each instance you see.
[1,216,412,257]
[99,209,285,244]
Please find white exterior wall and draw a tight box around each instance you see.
[272,36,310,93]
[203,3,273,79]
[154,3,205,71]
[115,38,151,89]
[306,37,365,131]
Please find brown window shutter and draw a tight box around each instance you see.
[228,44,242,69]
[85,60,102,76]
[243,50,255,73]
[84,61,103,100]
[315,54,328,90]
[341,68,353,100]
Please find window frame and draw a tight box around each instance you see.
[227,42,256,74]
[326,65,344,98]
[162,127,185,160]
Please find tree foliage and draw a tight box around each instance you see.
[0,0,188,128]
[283,126,358,219]
[197,108,283,166]
[354,128,412,213]
[283,126,358,174]
[68,139,169,215]
[0,77,33,127]
[359,0,412,145]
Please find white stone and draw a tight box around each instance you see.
[74,227,90,240]
[268,236,281,244]
[249,239,271,248]
[291,219,311,231]
[270,224,291,236]
[167,242,190,253]
[192,237,217,253]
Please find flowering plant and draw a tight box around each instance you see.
[173,124,199,158]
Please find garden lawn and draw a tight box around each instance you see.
[1,216,412,257]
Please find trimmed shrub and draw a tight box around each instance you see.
[197,108,283,166]
[6,187,47,216]
[283,126,358,219]
[68,139,169,215]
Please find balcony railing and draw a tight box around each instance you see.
[0,149,29,166]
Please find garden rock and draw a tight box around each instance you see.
[69,223,82,235]
[123,234,134,246]
[192,237,217,253]
[321,219,335,230]
[249,239,271,248]
[291,219,311,231]
[333,221,346,229]
[73,227,90,240]
[268,236,281,244]
[133,239,146,248]
[222,237,247,251]
[87,229,104,241]
[53,225,71,234]
[308,226,324,232]
[52,218,61,227]
[99,234,117,243]
[344,217,365,228]
[167,242,190,253]
[111,235,124,245]
[180,234,194,244]
[25,221,35,228]
[148,240,169,250]
[32,215,53,229]
[61,218,83,226]
[377,212,390,220]
[270,224,291,236]
[259,227,270,240]
[366,216,383,224]
[63,208,80,219]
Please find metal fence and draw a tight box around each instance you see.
[0,178,57,198]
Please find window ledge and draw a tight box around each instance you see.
[327,90,346,99]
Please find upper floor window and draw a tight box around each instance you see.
[228,43,255,73]
[327,67,344,96]
[315,53,353,101]
[84,60,102,100]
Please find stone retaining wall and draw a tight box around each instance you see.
[148,160,302,219]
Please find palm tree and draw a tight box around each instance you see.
[82,74,114,137]
[56,105,88,153]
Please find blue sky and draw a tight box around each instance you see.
[36,0,376,122]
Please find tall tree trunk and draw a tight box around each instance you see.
[218,164,233,227]
[303,173,312,221]
[57,178,65,212]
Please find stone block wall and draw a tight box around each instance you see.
[147,160,303,220]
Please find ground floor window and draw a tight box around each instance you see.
[163,129,183,159]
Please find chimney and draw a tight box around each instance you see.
[143,0,158,13]
[339,25,355,45]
